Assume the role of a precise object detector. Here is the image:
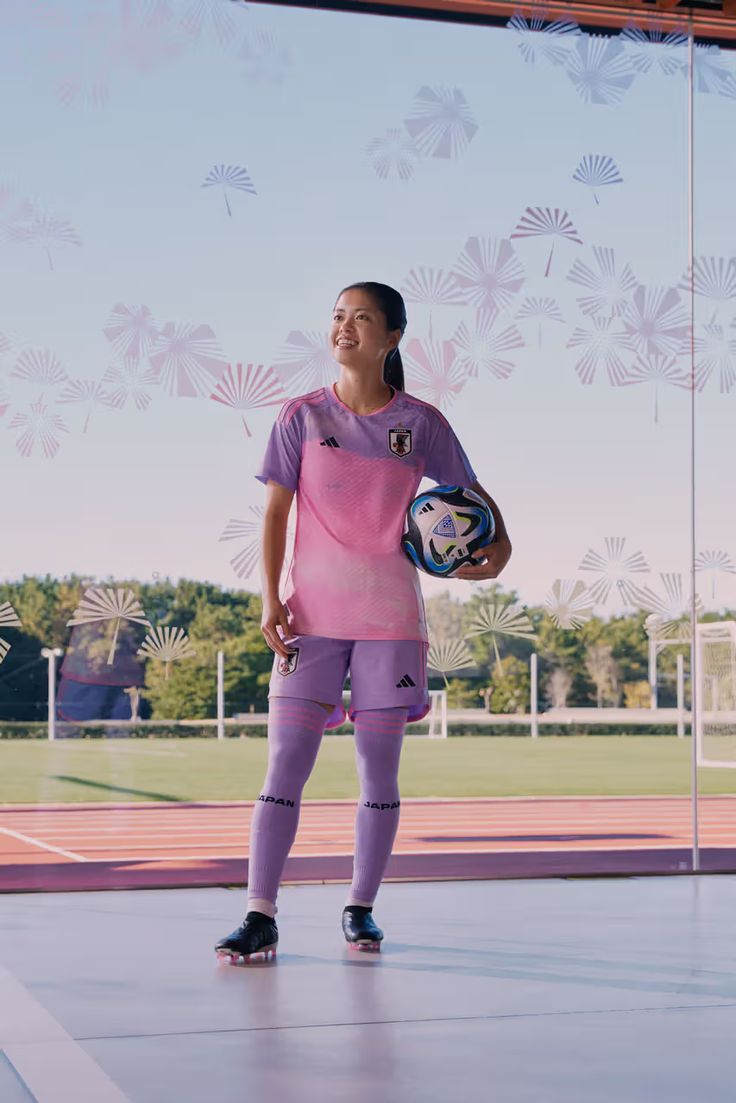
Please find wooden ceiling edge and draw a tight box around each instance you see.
[365,0,736,37]
[258,0,736,41]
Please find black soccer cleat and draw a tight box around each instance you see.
[215,911,278,964]
[342,905,384,952]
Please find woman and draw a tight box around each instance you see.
[216,282,511,962]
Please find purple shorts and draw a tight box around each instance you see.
[269,635,429,729]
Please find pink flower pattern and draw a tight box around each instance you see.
[210,362,285,436]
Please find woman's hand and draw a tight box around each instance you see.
[453,533,512,581]
[261,596,293,660]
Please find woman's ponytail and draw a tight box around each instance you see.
[383,347,405,392]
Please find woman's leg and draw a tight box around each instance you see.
[347,707,409,907]
[247,697,329,916]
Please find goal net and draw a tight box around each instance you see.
[341,688,448,738]
[696,621,736,768]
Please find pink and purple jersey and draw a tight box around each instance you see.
[256,383,476,641]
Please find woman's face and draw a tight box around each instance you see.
[330,290,401,370]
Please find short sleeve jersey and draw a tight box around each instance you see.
[256,384,477,641]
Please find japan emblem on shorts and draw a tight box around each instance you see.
[388,427,413,457]
[277,648,299,677]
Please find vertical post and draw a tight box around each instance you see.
[687,25,700,873]
[677,653,685,739]
[530,652,539,740]
[41,647,62,741]
[648,637,658,709]
[217,649,225,740]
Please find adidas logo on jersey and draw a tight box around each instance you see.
[320,436,340,448]
[396,674,416,688]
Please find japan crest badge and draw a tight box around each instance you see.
[388,427,413,457]
[277,648,300,677]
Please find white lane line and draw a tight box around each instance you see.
[0,828,88,863]
[0,966,130,1102]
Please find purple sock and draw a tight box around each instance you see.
[348,707,408,907]
[247,697,328,913]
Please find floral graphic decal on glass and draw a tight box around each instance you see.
[137,625,197,680]
[511,207,582,278]
[619,21,688,75]
[9,398,69,459]
[507,11,580,65]
[693,322,736,394]
[516,296,564,346]
[465,601,536,676]
[566,316,632,385]
[103,303,159,361]
[108,0,185,77]
[621,284,690,359]
[427,636,475,686]
[451,311,525,380]
[678,256,736,319]
[403,87,478,159]
[567,245,637,317]
[202,164,256,216]
[102,356,159,411]
[693,43,736,97]
[572,154,623,204]
[272,330,335,393]
[57,379,117,433]
[403,338,470,410]
[219,504,294,581]
[6,201,82,270]
[639,573,703,639]
[238,30,292,84]
[67,587,151,666]
[451,237,525,315]
[178,0,247,46]
[149,321,228,398]
[366,129,419,182]
[695,550,736,599]
[578,536,650,605]
[545,579,594,629]
[619,352,690,423]
[0,601,22,665]
[401,267,466,338]
[11,348,69,391]
[210,362,285,436]
[565,35,636,105]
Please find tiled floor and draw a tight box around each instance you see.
[1,876,735,1102]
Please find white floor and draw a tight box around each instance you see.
[1,876,735,1102]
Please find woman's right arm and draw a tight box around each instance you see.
[260,480,295,660]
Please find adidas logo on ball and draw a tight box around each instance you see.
[401,484,495,578]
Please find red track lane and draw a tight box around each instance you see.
[1,796,735,892]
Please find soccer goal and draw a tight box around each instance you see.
[695,621,736,769]
[341,688,448,738]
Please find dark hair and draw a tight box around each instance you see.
[339,281,407,392]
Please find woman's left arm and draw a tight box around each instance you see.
[453,480,512,581]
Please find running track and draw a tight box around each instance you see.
[1,796,735,892]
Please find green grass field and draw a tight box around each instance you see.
[0,736,734,804]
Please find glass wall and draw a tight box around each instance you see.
[0,1,734,890]
[693,43,736,871]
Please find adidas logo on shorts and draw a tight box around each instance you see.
[320,437,340,448]
[396,674,416,688]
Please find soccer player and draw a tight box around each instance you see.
[215,282,511,962]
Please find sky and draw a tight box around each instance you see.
[2,0,736,622]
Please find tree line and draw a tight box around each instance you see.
[0,575,728,720]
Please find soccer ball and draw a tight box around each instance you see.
[402,484,495,577]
